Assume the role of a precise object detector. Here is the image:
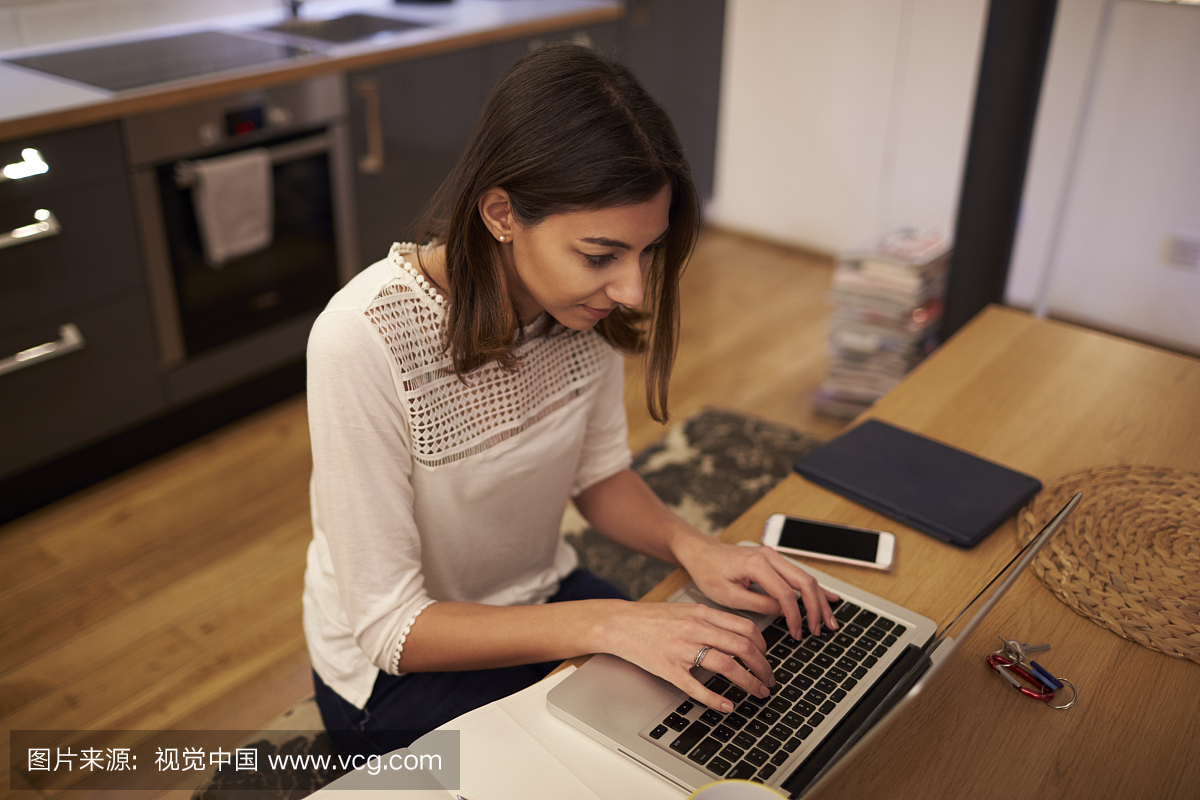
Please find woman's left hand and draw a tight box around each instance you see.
[574,469,838,638]
[673,532,840,639]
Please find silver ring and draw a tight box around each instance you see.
[693,646,711,668]
[1048,679,1078,710]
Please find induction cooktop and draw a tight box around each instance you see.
[7,30,307,92]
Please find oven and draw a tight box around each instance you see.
[126,74,357,401]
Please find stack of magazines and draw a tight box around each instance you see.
[814,228,950,419]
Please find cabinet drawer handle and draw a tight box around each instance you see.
[0,323,85,377]
[0,148,49,183]
[355,79,385,175]
[0,208,62,250]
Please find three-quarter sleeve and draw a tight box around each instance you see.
[305,255,637,707]
[306,307,434,676]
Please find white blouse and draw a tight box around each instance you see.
[302,244,632,708]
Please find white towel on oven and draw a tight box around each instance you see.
[188,147,274,267]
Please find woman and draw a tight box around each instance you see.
[303,44,837,758]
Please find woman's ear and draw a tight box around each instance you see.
[477,188,514,243]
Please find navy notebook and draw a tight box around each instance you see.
[793,419,1042,548]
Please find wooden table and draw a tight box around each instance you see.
[642,305,1200,799]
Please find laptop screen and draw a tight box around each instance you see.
[793,493,1081,796]
[931,492,1081,656]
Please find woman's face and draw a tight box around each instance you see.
[502,184,672,330]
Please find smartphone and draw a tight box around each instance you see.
[761,514,895,570]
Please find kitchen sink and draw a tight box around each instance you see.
[259,13,427,45]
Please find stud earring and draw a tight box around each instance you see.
[498,235,506,242]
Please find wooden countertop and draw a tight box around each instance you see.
[0,0,622,142]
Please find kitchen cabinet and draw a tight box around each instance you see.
[347,47,489,264]
[346,21,622,267]
[480,21,625,94]
[481,9,723,201]
[1,173,146,331]
[0,122,166,481]
[346,12,718,267]
[480,11,721,201]
[622,0,725,200]
[0,296,164,480]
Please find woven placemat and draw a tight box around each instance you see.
[1016,465,1200,664]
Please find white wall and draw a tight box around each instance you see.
[1007,0,1200,353]
[711,0,1200,353]
[707,0,988,255]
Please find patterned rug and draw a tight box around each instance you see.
[562,407,826,600]
[192,408,823,798]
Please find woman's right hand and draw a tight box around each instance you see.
[596,600,775,714]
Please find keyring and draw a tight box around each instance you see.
[1046,679,1078,710]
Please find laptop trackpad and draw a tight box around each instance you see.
[549,654,680,735]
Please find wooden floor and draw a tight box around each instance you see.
[0,228,845,797]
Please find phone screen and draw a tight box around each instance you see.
[777,518,880,562]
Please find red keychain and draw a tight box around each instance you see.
[986,652,1055,701]
[986,637,1077,710]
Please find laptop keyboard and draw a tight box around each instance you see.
[647,600,908,784]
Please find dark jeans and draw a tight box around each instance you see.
[312,568,628,757]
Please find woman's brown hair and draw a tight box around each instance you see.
[417,43,701,423]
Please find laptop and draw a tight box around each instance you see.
[547,494,1081,797]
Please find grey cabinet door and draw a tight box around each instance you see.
[0,179,146,331]
[0,121,167,478]
[480,22,626,96]
[348,48,488,265]
[623,0,725,200]
[0,123,125,204]
[0,292,166,479]
[483,10,723,202]
[345,9,724,266]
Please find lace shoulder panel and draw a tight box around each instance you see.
[363,245,614,467]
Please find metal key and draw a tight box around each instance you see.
[999,636,1024,664]
[999,637,1049,666]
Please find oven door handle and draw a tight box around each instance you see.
[173,133,332,188]
[354,78,385,175]
[0,323,85,377]
[263,132,331,163]
[0,208,61,251]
